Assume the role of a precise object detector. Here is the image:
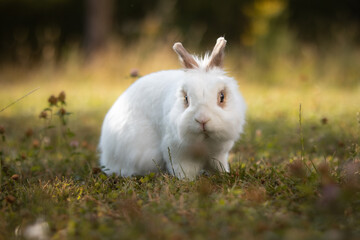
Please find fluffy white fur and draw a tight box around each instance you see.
[99,37,246,179]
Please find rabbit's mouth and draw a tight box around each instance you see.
[194,129,210,140]
[202,131,210,139]
[197,124,210,137]
[189,129,211,141]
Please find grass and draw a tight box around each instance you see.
[0,40,360,239]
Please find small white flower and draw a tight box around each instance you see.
[23,218,50,240]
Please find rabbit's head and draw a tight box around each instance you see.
[171,37,246,143]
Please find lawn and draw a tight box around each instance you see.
[0,42,359,239]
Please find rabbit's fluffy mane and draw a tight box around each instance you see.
[188,53,225,73]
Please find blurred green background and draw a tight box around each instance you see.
[1,0,360,66]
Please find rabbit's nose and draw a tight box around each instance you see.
[195,117,210,131]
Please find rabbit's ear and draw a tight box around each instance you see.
[173,42,199,69]
[207,37,227,69]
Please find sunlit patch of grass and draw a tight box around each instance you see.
[0,40,360,239]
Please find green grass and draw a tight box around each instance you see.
[0,41,360,239]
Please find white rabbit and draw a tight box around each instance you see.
[99,37,246,179]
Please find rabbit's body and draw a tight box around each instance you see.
[100,70,181,176]
[99,38,246,179]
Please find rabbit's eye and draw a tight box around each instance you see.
[220,92,225,102]
[218,90,226,107]
[183,93,189,107]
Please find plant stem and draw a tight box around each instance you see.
[299,104,317,173]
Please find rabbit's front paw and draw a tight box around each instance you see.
[168,161,203,180]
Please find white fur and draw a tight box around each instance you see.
[99,41,246,179]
